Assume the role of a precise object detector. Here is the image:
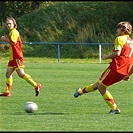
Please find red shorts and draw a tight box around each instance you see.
[7,58,25,70]
[98,67,125,88]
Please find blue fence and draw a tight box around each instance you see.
[0,42,113,63]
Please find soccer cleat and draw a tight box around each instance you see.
[108,108,121,114]
[73,88,82,98]
[0,92,11,97]
[35,83,42,96]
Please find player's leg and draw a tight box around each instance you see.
[98,84,120,114]
[0,67,15,96]
[97,68,125,114]
[16,68,42,96]
[73,83,98,97]
[73,67,111,98]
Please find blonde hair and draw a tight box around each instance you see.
[6,17,17,28]
[117,21,132,34]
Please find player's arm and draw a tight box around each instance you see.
[102,38,122,60]
[0,36,14,45]
[102,50,121,60]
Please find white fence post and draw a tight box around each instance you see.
[99,44,101,64]
[98,40,102,63]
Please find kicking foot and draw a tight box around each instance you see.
[73,88,82,98]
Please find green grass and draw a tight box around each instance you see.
[0,58,132,131]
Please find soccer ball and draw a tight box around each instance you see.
[24,102,38,113]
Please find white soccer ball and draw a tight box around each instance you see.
[24,102,38,113]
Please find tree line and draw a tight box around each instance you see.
[0,1,53,25]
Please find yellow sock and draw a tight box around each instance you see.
[6,77,13,93]
[79,84,95,95]
[85,84,95,92]
[103,90,118,110]
[23,73,37,87]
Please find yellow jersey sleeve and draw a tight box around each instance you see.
[9,28,19,43]
[114,35,129,50]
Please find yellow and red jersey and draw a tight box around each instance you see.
[109,34,133,75]
[8,28,23,61]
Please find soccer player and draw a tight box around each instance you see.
[73,21,133,114]
[0,17,42,97]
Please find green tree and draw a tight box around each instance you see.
[0,1,43,25]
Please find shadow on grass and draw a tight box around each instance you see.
[14,112,70,115]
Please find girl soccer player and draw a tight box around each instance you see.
[74,21,133,114]
[0,17,42,97]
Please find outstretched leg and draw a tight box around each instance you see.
[74,83,98,97]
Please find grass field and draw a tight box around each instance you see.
[0,58,132,131]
